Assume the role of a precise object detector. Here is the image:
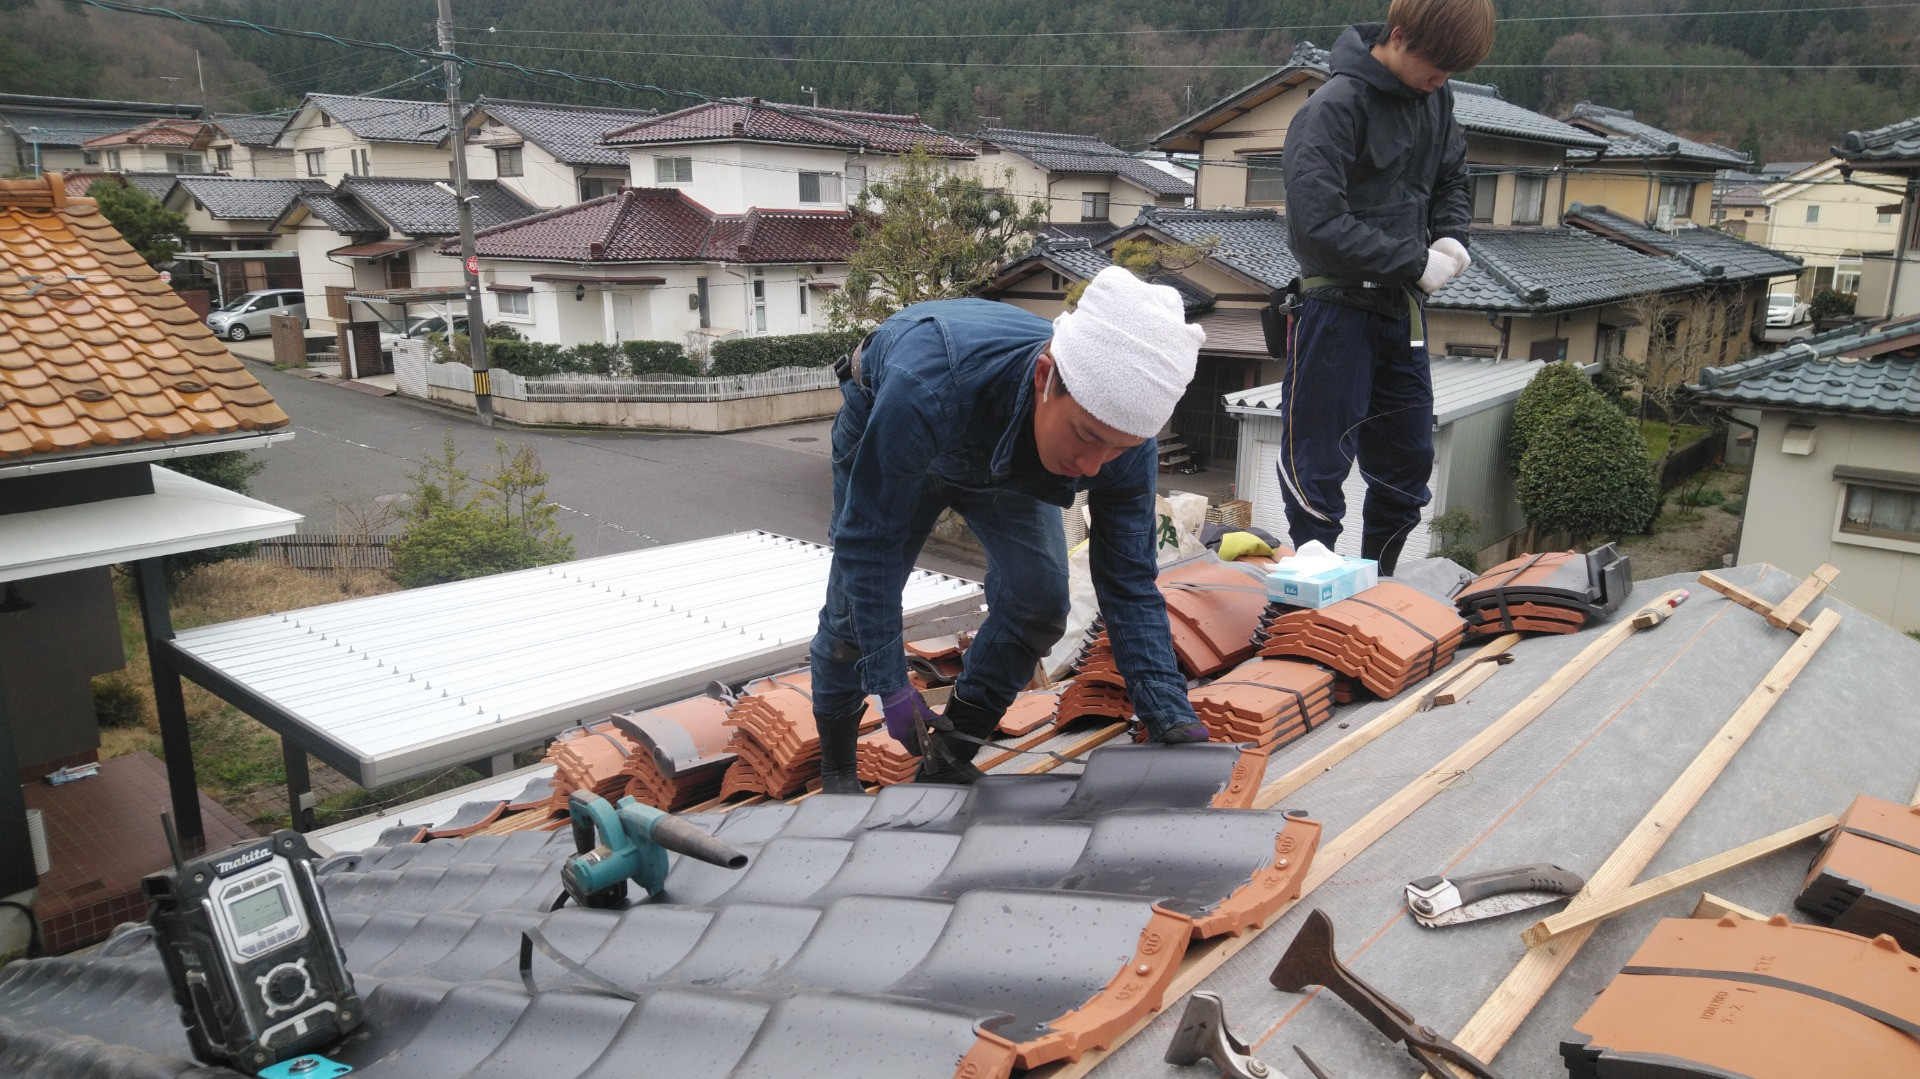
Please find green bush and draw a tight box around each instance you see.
[621,339,697,376]
[487,338,568,376]
[389,434,575,588]
[1809,288,1855,322]
[1428,508,1481,573]
[1516,392,1659,543]
[391,506,564,587]
[471,337,696,378]
[709,330,863,376]
[1507,362,1597,471]
[92,672,147,729]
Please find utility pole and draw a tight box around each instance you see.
[436,0,493,426]
[800,85,819,109]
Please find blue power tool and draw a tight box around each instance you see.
[560,791,749,908]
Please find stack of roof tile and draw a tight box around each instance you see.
[1795,794,1920,953]
[1563,915,1920,1078]
[606,696,738,810]
[997,689,1062,736]
[719,672,882,799]
[1253,582,1466,699]
[1187,658,1334,749]
[1455,544,1630,635]
[1056,621,1134,724]
[905,633,970,690]
[1158,556,1277,678]
[856,727,920,786]
[544,718,640,811]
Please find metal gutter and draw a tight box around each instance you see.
[0,430,295,477]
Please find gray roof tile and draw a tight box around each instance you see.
[291,189,385,234]
[0,107,186,148]
[1837,114,1920,167]
[168,175,329,220]
[118,172,177,201]
[305,93,448,145]
[1562,103,1752,167]
[342,176,540,236]
[980,128,1192,197]
[211,112,293,147]
[473,97,656,167]
[1564,203,1802,282]
[1691,314,1920,416]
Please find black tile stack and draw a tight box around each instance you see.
[1795,793,1920,954]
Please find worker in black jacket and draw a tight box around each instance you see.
[1277,0,1494,574]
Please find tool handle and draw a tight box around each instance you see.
[568,791,619,855]
[1449,863,1584,907]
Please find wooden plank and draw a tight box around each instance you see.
[1017,722,1128,775]
[1692,892,1766,922]
[1765,562,1839,630]
[1696,571,1813,634]
[1449,606,1840,1069]
[1431,656,1505,706]
[1519,814,1837,946]
[1252,632,1525,809]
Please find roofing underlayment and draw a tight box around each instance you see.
[4,564,1917,1079]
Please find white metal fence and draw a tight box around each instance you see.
[425,361,836,402]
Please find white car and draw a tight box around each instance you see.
[1766,294,1810,327]
[379,314,469,349]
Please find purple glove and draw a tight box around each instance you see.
[880,685,948,745]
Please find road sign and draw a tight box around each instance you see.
[465,255,479,276]
[158,270,172,283]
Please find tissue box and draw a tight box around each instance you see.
[1266,557,1379,608]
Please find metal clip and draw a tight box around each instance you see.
[1165,991,1280,1079]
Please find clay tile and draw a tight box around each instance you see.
[0,430,30,455]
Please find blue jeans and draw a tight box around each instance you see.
[810,479,1068,723]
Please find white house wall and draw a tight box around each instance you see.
[628,142,877,215]
[465,122,618,209]
[974,152,1172,227]
[477,260,845,350]
[278,104,450,183]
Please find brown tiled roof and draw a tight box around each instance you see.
[462,187,857,265]
[602,98,974,157]
[81,118,216,150]
[0,174,288,463]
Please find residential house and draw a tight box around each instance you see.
[0,172,297,948]
[1835,114,1920,320]
[163,176,330,304]
[463,97,656,209]
[601,98,975,215]
[207,112,298,178]
[273,93,451,185]
[972,127,1192,241]
[270,176,538,349]
[454,187,854,355]
[1762,157,1905,301]
[1712,170,1772,241]
[0,93,201,176]
[59,171,174,203]
[1560,102,1753,229]
[77,118,218,176]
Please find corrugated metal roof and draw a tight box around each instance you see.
[1224,356,1548,425]
[168,531,983,786]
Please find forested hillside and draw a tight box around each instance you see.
[4,0,1916,161]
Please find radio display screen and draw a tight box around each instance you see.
[230,885,292,937]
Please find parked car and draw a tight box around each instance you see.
[205,288,306,341]
[379,314,469,349]
[1766,293,1811,327]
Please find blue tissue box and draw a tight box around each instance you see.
[1265,557,1379,608]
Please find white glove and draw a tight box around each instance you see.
[1416,238,1470,294]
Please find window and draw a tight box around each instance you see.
[799,171,842,204]
[1470,174,1496,223]
[1805,204,1821,224]
[164,152,200,173]
[82,150,98,166]
[1513,175,1546,226]
[106,150,120,171]
[653,155,692,183]
[798,281,808,316]
[1840,484,1920,543]
[346,148,370,176]
[751,275,767,332]
[578,176,618,201]
[1081,191,1110,221]
[494,146,523,177]
[1835,259,1862,295]
[1879,211,1895,224]
[496,291,530,318]
[1743,209,1754,218]
[1245,154,1285,204]
[304,149,325,177]
[1658,181,1693,220]
[320,112,332,127]
[384,256,411,290]
[214,146,232,170]
[847,163,868,200]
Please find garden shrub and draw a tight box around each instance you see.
[1516,392,1659,543]
[1507,361,1597,470]
[621,339,698,376]
[709,330,863,376]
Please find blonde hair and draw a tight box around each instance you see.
[1386,0,1497,73]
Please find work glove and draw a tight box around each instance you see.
[1415,237,1471,295]
[880,684,948,745]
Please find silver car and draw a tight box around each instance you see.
[206,288,306,342]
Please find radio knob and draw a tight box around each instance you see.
[266,967,308,1006]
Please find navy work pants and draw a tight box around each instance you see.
[1275,296,1434,561]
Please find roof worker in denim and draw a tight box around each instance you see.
[1276,0,1494,574]
[810,266,1208,791]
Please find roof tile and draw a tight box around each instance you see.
[472,97,658,167]
[463,187,856,265]
[1691,314,1920,416]
[980,127,1192,197]
[605,98,974,157]
[168,175,330,220]
[303,93,448,144]
[1562,103,1752,167]
[338,176,539,236]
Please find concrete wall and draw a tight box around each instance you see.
[0,567,124,773]
[427,383,842,430]
[1737,410,1920,630]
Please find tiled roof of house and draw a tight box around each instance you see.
[0,106,190,149]
[1563,203,1802,282]
[302,93,448,144]
[603,98,974,157]
[989,237,1215,315]
[1690,314,1920,416]
[341,176,539,236]
[61,172,175,202]
[472,97,656,167]
[1562,103,1752,167]
[0,174,288,463]
[211,111,294,147]
[285,189,385,234]
[979,128,1192,197]
[78,118,215,150]
[1836,113,1920,167]
[459,187,857,264]
[168,175,330,221]
[1041,221,1124,244]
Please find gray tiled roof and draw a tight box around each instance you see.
[342,176,540,235]
[168,175,329,220]
[1041,221,1123,244]
[1690,314,1920,417]
[1002,237,1215,314]
[304,93,448,145]
[1562,103,1751,167]
[119,172,177,201]
[212,112,293,147]
[1836,114,1920,167]
[290,189,385,234]
[979,128,1192,197]
[1563,203,1801,282]
[1134,208,1301,290]
[473,97,656,167]
[0,107,187,148]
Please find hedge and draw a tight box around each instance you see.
[709,330,863,376]
[478,338,696,378]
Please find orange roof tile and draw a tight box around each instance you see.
[0,174,288,464]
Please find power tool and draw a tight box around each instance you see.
[560,791,749,908]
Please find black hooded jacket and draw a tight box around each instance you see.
[1282,23,1471,293]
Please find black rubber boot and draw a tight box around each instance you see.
[1365,535,1409,578]
[914,693,1001,786]
[813,707,866,795]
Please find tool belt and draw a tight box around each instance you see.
[1294,274,1427,346]
[831,329,879,389]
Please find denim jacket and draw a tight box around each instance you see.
[831,298,1199,730]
